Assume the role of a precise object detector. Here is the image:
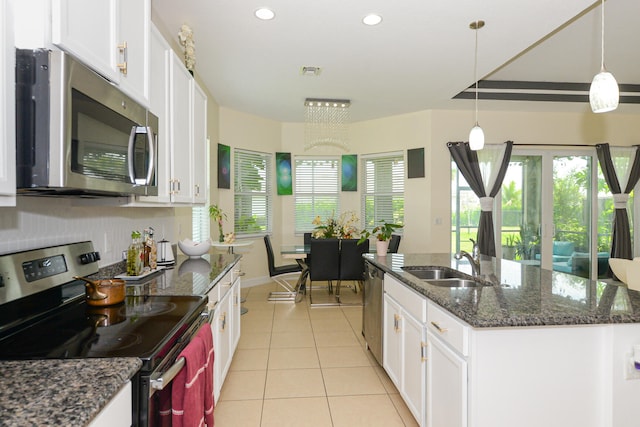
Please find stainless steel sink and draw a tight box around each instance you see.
[425,278,483,288]
[402,267,464,280]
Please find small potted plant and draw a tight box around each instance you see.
[209,204,227,243]
[358,220,403,256]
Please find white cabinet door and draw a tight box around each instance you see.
[135,24,171,204]
[230,275,242,351]
[427,331,467,427]
[168,51,194,204]
[191,81,208,205]
[51,0,118,81]
[116,0,150,105]
[402,313,426,425]
[88,381,132,427]
[0,0,16,206]
[383,294,402,387]
[213,287,231,403]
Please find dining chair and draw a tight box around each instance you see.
[309,238,340,306]
[337,239,369,302]
[264,235,303,302]
[388,234,402,253]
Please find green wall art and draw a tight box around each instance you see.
[341,154,357,191]
[217,143,230,189]
[276,152,292,195]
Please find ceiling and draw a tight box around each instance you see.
[151,0,640,123]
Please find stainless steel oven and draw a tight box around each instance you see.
[15,49,158,197]
[0,242,206,426]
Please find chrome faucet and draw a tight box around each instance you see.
[455,238,480,277]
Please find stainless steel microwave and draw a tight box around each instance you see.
[15,49,158,197]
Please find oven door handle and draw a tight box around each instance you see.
[149,356,185,396]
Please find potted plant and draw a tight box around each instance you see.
[209,204,227,243]
[502,234,517,260]
[358,220,403,256]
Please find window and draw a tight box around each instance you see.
[234,149,272,235]
[361,152,405,231]
[294,157,340,233]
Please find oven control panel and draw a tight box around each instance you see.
[22,254,68,283]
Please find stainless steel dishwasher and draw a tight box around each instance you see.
[363,261,384,366]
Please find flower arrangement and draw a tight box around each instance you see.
[178,24,196,72]
[209,204,227,243]
[312,211,360,239]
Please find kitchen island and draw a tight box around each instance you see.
[365,253,640,427]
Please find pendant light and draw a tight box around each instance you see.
[469,20,485,150]
[589,0,619,113]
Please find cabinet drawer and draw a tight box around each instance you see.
[384,275,426,323]
[427,302,469,356]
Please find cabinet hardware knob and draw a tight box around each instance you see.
[117,42,128,75]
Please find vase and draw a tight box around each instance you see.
[218,224,224,243]
[376,240,389,256]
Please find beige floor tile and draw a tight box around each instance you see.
[389,392,420,427]
[272,317,312,333]
[268,347,320,369]
[309,307,346,320]
[322,366,387,396]
[238,331,271,350]
[261,397,332,427]
[328,395,406,427]
[270,331,315,348]
[274,304,311,320]
[310,318,352,333]
[230,348,269,371]
[264,368,326,399]
[219,370,266,401]
[317,345,371,368]
[313,330,361,347]
[213,399,262,427]
[373,365,399,394]
[242,299,276,312]
[242,317,274,333]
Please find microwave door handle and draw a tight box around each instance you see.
[127,126,137,184]
[144,126,156,185]
[127,126,156,185]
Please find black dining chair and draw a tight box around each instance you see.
[337,239,370,302]
[264,235,303,302]
[309,238,340,306]
[388,234,402,253]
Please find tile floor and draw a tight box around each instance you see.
[213,281,420,427]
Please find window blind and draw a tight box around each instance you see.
[234,149,272,235]
[294,157,340,233]
[361,152,405,230]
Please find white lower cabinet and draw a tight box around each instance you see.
[383,275,426,426]
[426,330,467,427]
[210,269,241,403]
[88,381,132,427]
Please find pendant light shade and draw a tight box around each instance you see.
[469,124,485,150]
[590,70,619,113]
[589,0,619,113]
[469,20,485,151]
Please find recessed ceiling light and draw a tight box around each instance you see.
[362,14,382,26]
[255,8,275,20]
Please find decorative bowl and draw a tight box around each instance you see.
[177,238,211,258]
[609,258,632,284]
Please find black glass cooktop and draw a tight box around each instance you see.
[0,295,206,362]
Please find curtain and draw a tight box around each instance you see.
[596,143,640,261]
[448,141,513,256]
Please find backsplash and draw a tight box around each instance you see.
[0,197,176,266]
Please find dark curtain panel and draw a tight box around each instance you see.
[596,143,640,262]
[448,141,513,256]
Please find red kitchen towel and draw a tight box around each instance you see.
[196,323,214,426]
[172,323,214,427]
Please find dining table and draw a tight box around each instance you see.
[280,244,310,302]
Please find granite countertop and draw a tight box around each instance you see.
[0,358,141,427]
[366,253,640,328]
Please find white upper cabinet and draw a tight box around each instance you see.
[192,81,208,205]
[0,0,16,206]
[50,0,149,105]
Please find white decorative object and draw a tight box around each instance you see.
[178,238,211,258]
[178,24,196,72]
[589,0,618,113]
[608,258,631,284]
[376,240,389,256]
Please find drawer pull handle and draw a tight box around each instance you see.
[431,321,448,333]
[421,341,427,362]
